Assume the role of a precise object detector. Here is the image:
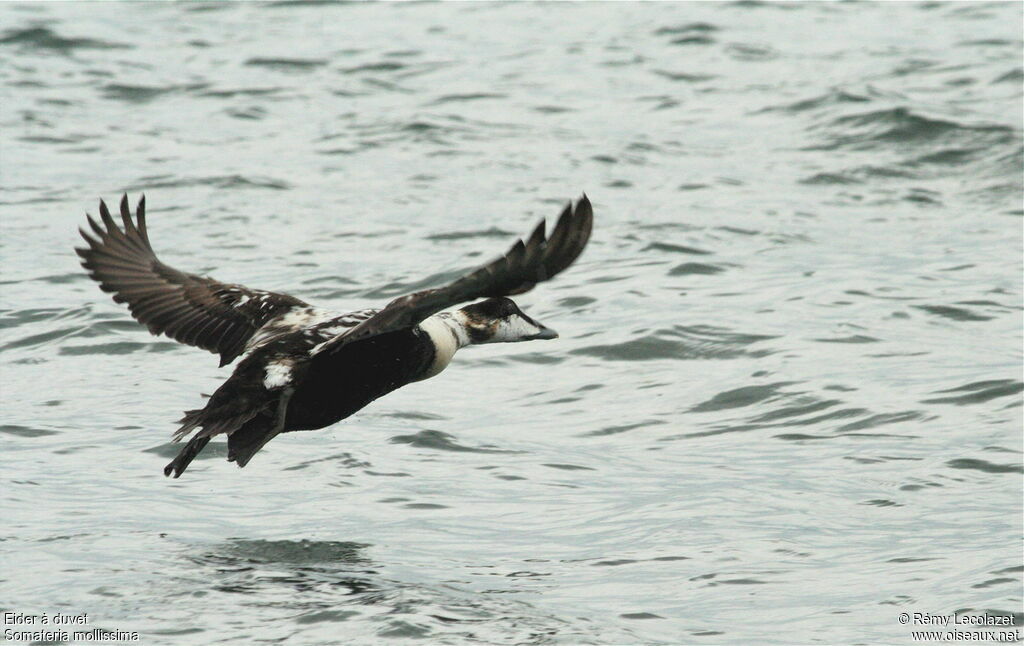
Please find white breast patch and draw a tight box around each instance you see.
[263,359,294,390]
[416,316,460,381]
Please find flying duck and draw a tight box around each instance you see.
[76,194,593,477]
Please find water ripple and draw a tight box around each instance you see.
[0,26,129,51]
[921,380,1024,406]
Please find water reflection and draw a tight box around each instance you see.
[187,539,376,597]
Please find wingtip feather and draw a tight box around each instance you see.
[86,213,105,238]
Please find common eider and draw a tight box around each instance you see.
[76,194,593,477]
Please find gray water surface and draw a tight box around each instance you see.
[1,3,1022,645]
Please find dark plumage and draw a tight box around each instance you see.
[76,195,306,366]
[76,193,593,477]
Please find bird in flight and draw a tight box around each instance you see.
[76,194,593,477]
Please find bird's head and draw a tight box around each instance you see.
[456,297,558,344]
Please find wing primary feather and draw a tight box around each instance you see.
[100,199,121,235]
[524,219,547,268]
[120,196,138,237]
[87,212,106,239]
[544,195,592,277]
[505,239,527,275]
[541,201,576,276]
[136,195,150,245]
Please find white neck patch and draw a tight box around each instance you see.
[416,313,469,381]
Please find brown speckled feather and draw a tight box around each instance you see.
[76,194,307,366]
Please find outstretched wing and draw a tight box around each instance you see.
[316,194,592,354]
[76,194,308,366]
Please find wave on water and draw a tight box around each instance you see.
[389,429,522,454]
[572,325,777,362]
[0,26,129,52]
[809,107,1015,152]
[792,105,1023,200]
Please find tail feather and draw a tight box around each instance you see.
[172,408,204,442]
[166,378,288,477]
[166,406,261,477]
[174,409,260,442]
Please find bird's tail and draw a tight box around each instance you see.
[163,413,275,477]
[164,405,260,478]
[164,382,288,477]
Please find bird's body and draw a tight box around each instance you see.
[76,194,592,477]
[170,312,434,475]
